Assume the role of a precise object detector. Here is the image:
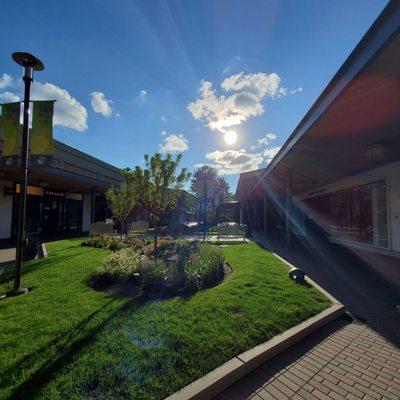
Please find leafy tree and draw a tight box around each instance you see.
[190,166,233,230]
[132,153,190,251]
[105,184,136,237]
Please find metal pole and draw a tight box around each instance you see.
[13,66,33,294]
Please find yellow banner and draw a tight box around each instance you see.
[31,100,54,155]
[1,102,21,156]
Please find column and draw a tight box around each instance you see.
[285,170,292,249]
[91,187,96,224]
[239,206,243,225]
[253,200,256,231]
[264,193,267,235]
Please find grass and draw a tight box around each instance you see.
[0,239,330,400]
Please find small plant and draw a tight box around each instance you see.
[123,237,147,252]
[97,248,140,281]
[82,237,124,251]
[138,257,167,292]
[184,244,224,292]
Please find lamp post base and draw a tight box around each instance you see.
[6,287,29,297]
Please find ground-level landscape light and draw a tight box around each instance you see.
[289,267,306,284]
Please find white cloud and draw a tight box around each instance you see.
[0,91,20,102]
[256,132,277,147]
[160,130,168,136]
[263,146,281,163]
[31,81,88,132]
[138,89,147,101]
[161,116,167,122]
[204,149,263,175]
[222,56,241,75]
[0,74,88,132]
[290,85,303,94]
[221,72,281,99]
[188,72,288,134]
[0,73,13,90]
[159,133,189,153]
[90,91,113,117]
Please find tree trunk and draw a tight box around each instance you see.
[154,221,158,255]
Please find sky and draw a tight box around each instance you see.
[0,0,388,192]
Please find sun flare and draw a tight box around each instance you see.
[224,130,238,145]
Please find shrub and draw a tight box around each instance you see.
[184,244,224,292]
[97,248,140,280]
[138,257,167,292]
[123,237,146,252]
[82,237,125,251]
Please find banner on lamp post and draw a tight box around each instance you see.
[1,102,21,156]
[31,100,55,155]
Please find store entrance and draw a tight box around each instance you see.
[41,199,63,235]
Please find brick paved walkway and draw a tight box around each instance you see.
[215,318,400,400]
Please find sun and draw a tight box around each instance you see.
[224,130,238,145]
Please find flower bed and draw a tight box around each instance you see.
[90,238,226,295]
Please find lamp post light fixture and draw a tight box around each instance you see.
[7,52,44,297]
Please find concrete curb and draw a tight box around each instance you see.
[40,243,48,258]
[165,242,345,400]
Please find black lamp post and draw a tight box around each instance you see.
[7,52,44,297]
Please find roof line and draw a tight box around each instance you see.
[238,0,400,201]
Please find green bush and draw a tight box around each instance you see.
[123,237,146,252]
[184,244,224,292]
[82,237,124,251]
[138,257,167,292]
[82,236,147,252]
[97,248,140,280]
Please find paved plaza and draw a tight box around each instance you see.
[216,318,400,400]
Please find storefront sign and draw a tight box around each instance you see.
[44,189,64,198]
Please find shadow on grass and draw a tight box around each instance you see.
[4,295,147,399]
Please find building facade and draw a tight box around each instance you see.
[0,137,124,241]
[236,1,400,280]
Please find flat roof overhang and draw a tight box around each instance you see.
[0,165,114,194]
[238,1,400,200]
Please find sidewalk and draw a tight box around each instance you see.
[215,318,400,400]
[0,247,15,272]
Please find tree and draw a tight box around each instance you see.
[190,166,233,231]
[132,153,190,251]
[105,184,136,237]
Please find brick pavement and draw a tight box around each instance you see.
[215,318,400,400]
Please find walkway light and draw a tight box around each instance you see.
[7,52,44,297]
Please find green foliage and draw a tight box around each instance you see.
[82,236,147,253]
[125,153,191,248]
[138,257,167,292]
[97,248,140,280]
[190,165,233,225]
[184,244,225,292]
[82,237,125,251]
[105,184,136,229]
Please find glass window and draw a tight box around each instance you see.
[306,180,388,248]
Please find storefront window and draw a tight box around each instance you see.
[307,180,388,248]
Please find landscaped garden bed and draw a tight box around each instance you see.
[85,236,231,298]
[0,238,330,400]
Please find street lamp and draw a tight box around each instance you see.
[7,52,44,297]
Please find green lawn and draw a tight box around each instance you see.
[0,239,330,400]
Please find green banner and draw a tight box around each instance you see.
[31,100,54,155]
[1,102,21,156]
